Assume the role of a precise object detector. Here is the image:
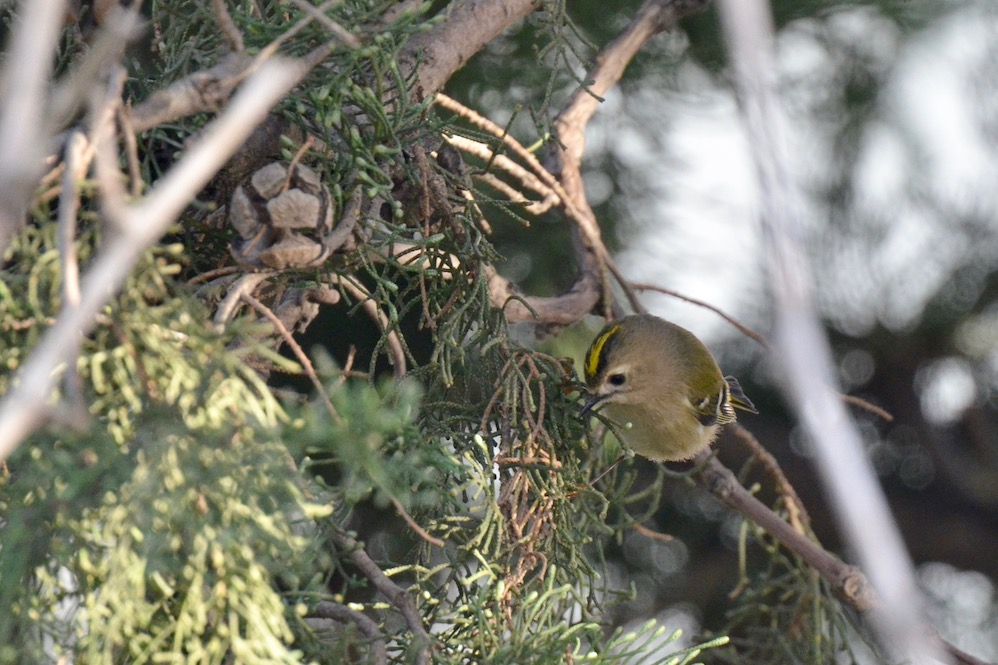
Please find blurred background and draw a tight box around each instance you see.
[448,0,998,659]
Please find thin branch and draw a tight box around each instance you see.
[241,292,341,423]
[331,528,433,665]
[117,103,144,198]
[93,68,130,227]
[841,394,895,423]
[631,522,675,543]
[436,93,564,196]
[475,0,709,326]
[631,281,769,349]
[695,454,877,613]
[187,265,241,286]
[717,1,938,659]
[699,451,994,665]
[287,0,361,48]
[441,133,561,211]
[57,132,87,316]
[388,495,444,548]
[56,131,91,428]
[332,275,407,378]
[214,272,273,325]
[729,423,809,531]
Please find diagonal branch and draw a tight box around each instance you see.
[331,527,432,665]
[695,452,876,611]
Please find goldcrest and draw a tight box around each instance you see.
[580,314,757,461]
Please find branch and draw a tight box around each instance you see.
[0,58,315,463]
[699,451,994,665]
[695,454,877,612]
[129,53,253,133]
[211,0,246,53]
[312,602,388,665]
[0,0,66,252]
[241,292,341,424]
[400,0,539,98]
[631,281,769,349]
[429,2,707,326]
[331,528,432,665]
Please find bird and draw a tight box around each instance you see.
[580,313,757,462]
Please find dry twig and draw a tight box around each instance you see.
[241,292,341,423]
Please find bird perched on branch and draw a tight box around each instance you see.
[580,314,757,461]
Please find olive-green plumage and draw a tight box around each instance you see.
[580,314,757,461]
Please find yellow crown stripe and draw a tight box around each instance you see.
[584,323,620,381]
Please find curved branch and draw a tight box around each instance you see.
[471,0,710,326]
[399,0,539,97]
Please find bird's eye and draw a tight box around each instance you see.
[608,373,626,387]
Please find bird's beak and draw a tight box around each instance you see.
[578,392,605,418]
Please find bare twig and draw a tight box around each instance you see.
[717,1,940,660]
[331,528,433,665]
[840,394,895,423]
[631,522,674,543]
[441,133,561,211]
[56,131,91,427]
[187,265,241,286]
[0,58,313,463]
[288,0,361,48]
[241,292,341,423]
[117,103,144,198]
[436,93,564,196]
[214,272,273,325]
[698,452,994,665]
[58,133,88,315]
[332,275,407,378]
[389,495,444,548]
[631,281,769,349]
[93,68,130,227]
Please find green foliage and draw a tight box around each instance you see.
[0,419,328,664]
